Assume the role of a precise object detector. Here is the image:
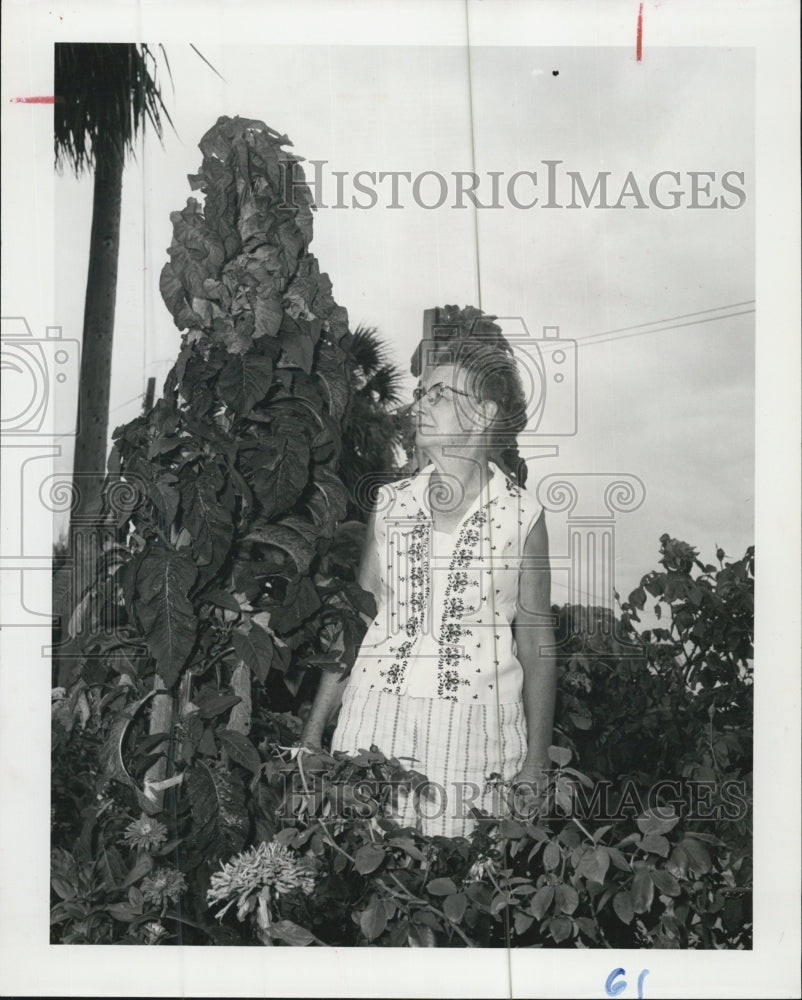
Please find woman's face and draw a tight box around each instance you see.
[412,364,494,449]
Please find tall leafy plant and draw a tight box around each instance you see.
[69,117,372,867]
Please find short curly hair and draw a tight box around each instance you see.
[410,305,530,486]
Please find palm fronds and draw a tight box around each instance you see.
[345,324,405,405]
[339,325,415,518]
[54,43,173,173]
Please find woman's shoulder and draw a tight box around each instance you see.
[493,464,543,527]
[369,466,428,521]
[494,463,537,502]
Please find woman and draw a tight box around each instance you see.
[302,313,556,837]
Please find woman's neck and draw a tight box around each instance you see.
[425,452,493,525]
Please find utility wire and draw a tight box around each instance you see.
[577,300,755,342]
[578,307,755,348]
[465,2,482,312]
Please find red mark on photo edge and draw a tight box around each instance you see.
[10,96,56,104]
[636,3,644,62]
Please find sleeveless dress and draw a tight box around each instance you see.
[331,461,544,837]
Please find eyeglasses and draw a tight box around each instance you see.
[414,381,472,405]
[397,381,472,415]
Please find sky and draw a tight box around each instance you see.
[53,43,755,606]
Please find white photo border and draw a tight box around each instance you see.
[1,1,799,996]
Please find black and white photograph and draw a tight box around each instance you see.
[0,1,799,996]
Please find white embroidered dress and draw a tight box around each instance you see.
[331,461,545,836]
[352,461,542,702]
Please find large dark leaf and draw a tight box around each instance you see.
[549,916,572,943]
[245,515,318,577]
[612,890,634,924]
[313,340,350,421]
[148,478,180,528]
[216,727,262,775]
[529,885,554,920]
[278,327,315,373]
[231,622,274,683]
[680,837,712,876]
[555,884,579,916]
[122,855,154,887]
[427,877,458,896]
[218,355,274,412]
[443,893,467,923]
[201,588,242,612]
[631,869,655,914]
[264,394,325,432]
[180,471,234,577]
[353,844,385,875]
[266,577,322,635]
[650,868,681,897]
[543,840,561,870]
[195,691,242,719]
[306,467,348,538]
[253,290,283,340]
[136,549,198,686]
[185,760,247,864]
[267,919,319,946]
[359,898,387,941]
[636,808,680,836]
[640,833,670,858]
[250,436,310,521]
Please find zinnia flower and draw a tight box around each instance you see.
[141,921,168,945]
[140,867,187,906]
[207,841,316,923]
[122,817,169,852]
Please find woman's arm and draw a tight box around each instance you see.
[513,510,557,782]
[300,512,383,748]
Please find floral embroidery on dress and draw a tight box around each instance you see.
[380,509,429,695]
[370,463,535,702]
[436,505,498,700]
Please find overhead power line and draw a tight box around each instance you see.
[577,309,755,347]
[578,300,755,342]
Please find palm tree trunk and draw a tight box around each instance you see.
[74,139,124,517]
[56,141,124,687]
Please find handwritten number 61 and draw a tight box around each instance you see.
[605,968,650,999]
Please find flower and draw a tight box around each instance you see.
[141,921,168,945]
[140,867,187,906]
[121,817,169,852]
[207,841,316,923]
[466,853,498,883]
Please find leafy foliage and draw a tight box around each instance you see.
[74,115,365,713]
[556,537,753,793]
[53,528,753,947]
